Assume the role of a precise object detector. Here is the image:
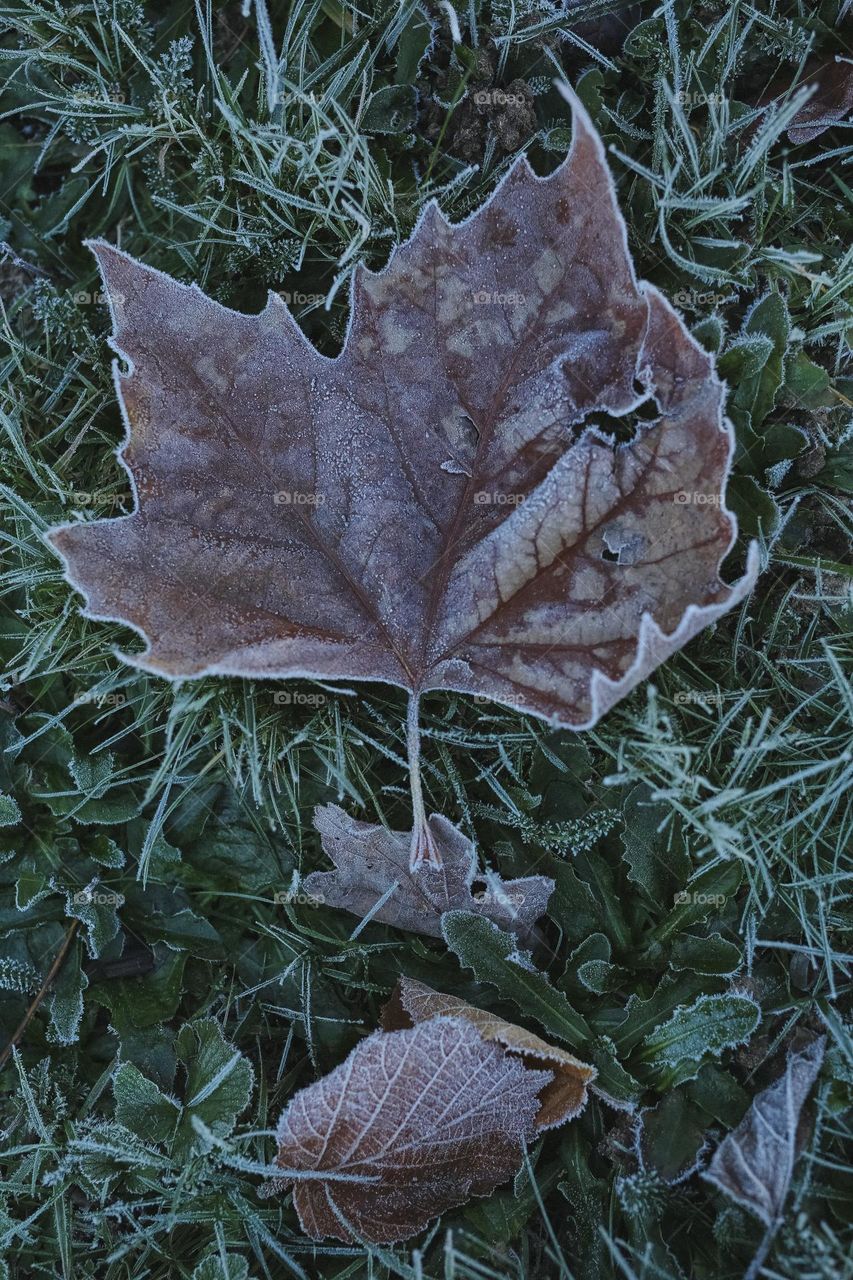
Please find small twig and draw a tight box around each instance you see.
[0,920,80,1070]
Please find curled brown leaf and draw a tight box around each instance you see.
[382,975,596,1131]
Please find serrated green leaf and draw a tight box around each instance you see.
[88,835,125,869]
[0,795,20,827]
[620,785,690,906]
[441,910,639,1106]
[63,884,122,959]
[113,1062,180,1146]
[173,1018,253,1157]
[558,1126,609,1280]
[611,971,712,1054]
[652,860,743,944]
[639,993,761,1070]
[47,940,85,1045]
[550,861,609,946]
[14,860,50,911]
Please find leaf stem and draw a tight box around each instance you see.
[407,692,441,870]
[745,1218,780,1280]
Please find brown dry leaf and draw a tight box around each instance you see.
[304,803,554,939]
[48,85,756,733]
[788,57,853,143]
[703,1037,825,1229]
[382,975,595,1131]
[753,56,853,145]
[270,1017,550,1243]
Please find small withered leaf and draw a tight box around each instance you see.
[788,58,853,143]
[48,86,756,732]
[703,1037,825,1228]
[382,975,596,1131]
[271,1017,549,1243]
[305,803,553,939]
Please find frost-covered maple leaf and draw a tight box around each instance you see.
[49,85,757,864]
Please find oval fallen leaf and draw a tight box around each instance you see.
[269,1017,550,1244]
[382,975,596,1131]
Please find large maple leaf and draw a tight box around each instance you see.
[49,87,756,861]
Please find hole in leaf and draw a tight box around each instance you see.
[633,396,660,421]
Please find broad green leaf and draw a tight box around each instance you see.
[687,1063,751,1129]
[817,443,853,493]
[726,475,781,540]
[113,1019,253,1160]
[566,934,626,995]
[62,882,122,959]
[173,1018,254,1157]
[639,1089,708,1183]
[175,786,289,892]
[671,932,742,976]
[362,84,417,133]
[92,945,187,1028]
[192,1257,252,1280]
[113,1062,180,1146]
[395,10,434,84]
[693,315,725,354]
[733,292,790,428]
[785,350,834,409]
